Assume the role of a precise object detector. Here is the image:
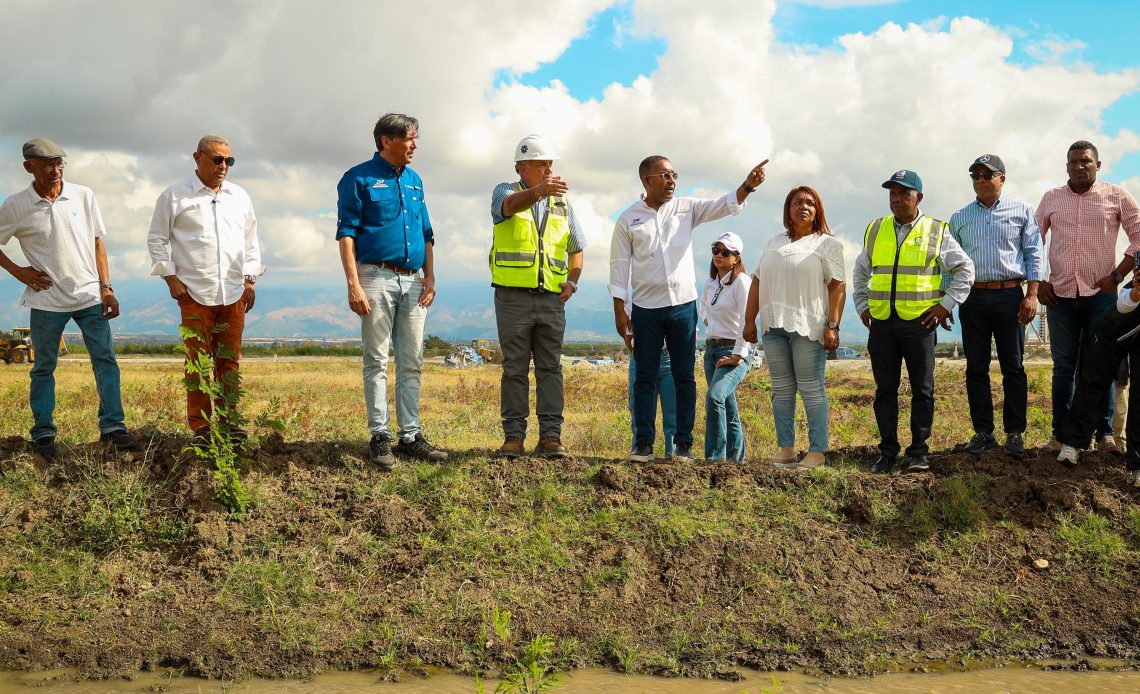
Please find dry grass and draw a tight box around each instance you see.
[0,356,1055,457]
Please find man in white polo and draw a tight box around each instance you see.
[0,138,137,458]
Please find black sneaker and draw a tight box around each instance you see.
[870,455,896,474]
[672,442,693,463]
[960,432,999,455]
[100,429,139,452]
[33,436,57,460]
[1004,433,1026,460]
[369,434,396,470]
[629,440,653,462]
[906,455,930,472]
[394,433,449,463]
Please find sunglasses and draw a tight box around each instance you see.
[711,247,737,257]
[646,171,679,182]
[200,153,236,167]
[969,171,999,181]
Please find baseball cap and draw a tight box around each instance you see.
[969,154,1006,174]
[881,169,922,193]
[713,231,744,254]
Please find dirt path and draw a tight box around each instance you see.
[0,434,1137,680]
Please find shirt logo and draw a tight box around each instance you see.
[372,181,388,189]
[630,217,643,227]
[912,233,924,246]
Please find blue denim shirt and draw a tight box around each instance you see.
[336,153,434,270]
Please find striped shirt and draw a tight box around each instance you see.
[491,181,586,253]
[1036,181,1140,298]
[949,197,1042,283]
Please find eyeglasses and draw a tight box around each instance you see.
[710,247,737,257]
[646,171,679,182]
[200,153,236,167]
[34,160,65,172]
[969,171,1000,181]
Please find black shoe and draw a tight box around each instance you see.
[369,434,396,470]
[672,442,693,463]
[394,433,449,463]
[100,429,139,452]
[33,436,57,460]
[906,455,930,472]
[870,455,896,474]
[1004,433,1026,460]
[960,432,999,455]
[629,440,653,462]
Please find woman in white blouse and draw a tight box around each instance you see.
[744,186,846,469]
[701,232,752,462]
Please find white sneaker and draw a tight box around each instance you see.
[1057,444,1079,467]
[1132,469,1140,488]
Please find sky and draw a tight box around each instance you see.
[1,0,1139,329]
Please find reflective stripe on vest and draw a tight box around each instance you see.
[864,215,946,321]
[490,182,571,290]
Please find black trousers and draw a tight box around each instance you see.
[960,286,1028,435]
[1060,307,1140,471]
[868,314,936,458]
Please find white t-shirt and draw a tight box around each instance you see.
[753,232,845,344]
[0,182,105,312]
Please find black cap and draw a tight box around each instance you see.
[970,154,1005,174]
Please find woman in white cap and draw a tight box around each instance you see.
[744,185,846,469]
[701,231,752,461]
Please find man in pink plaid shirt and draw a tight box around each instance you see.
[1037,140,1140,454]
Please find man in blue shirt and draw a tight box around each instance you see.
[949,154,1042,460]
[336,113,447,469]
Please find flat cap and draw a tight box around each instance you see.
[22,138,66,160]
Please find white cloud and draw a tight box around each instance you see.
[1,0,1138,299]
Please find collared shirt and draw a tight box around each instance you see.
[1036,180,1140,298]
[336,153,434,270]
[852,210,975,316]
[609,192,744,310]
[490,181,586,253]
[949,197,1042,283]
[147,175,264,307]
[0,181,105,312]
[700,271,752,359]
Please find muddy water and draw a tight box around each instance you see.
[5,666,1140,693]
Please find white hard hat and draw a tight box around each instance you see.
[514,134,559,162]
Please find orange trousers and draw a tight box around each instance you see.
[179,296,246,431]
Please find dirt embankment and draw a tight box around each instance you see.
[0,433,1138,681]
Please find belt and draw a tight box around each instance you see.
[973,279,1023,290]
[706,338,736,347]
[367,262,416,275]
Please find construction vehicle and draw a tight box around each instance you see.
[0,327,67,364]
[472,339,502,364]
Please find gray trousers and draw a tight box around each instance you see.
[494,287,566,439]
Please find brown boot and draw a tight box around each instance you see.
[536,436,569,459]
[497,437,524,459]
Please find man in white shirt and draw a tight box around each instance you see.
[147,135,264,441]
[610,154,767,462]
[0,138,137,459]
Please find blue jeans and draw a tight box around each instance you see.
[358,263,428,441]
[631,301,698,447]
[1049,293,1115,438]
[762,328,829,453]
[628,351,676,456]
[704,343,749,461]
[29,304,125,440]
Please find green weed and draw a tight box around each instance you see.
[1057,512,1126,575]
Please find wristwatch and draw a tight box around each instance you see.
[1112,271,1125,284]
[563,280,577,293]
[824,321,840,330]
[244,274,257,286]
[100,283,113,292]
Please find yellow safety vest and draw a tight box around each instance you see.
[864,215,946,320]
[489,182,571,291]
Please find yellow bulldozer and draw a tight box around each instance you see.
[472,339,502,364]
[0,327,67,365]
